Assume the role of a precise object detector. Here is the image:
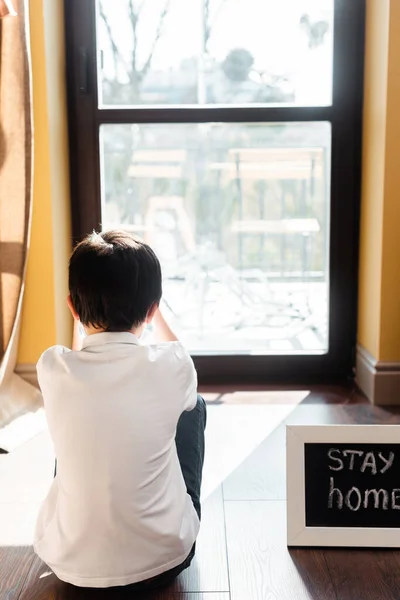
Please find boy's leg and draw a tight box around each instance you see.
[175,394,207,519]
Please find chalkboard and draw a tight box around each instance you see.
[286,425,400,547]
[305,443,400,528]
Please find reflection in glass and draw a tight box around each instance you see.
[100,122,331,354]
[97,0,334,106]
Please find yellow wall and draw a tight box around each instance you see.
[358,0,400,363]
[42,0,72,348]
[358,0,389,358]
[380,0,400,362]
[18,0,72,364]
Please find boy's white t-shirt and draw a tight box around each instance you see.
[34,331,200,588]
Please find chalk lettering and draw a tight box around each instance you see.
[328,448,344,471]
[379,452,394,473]
[392,489,400,510]
[328,477,343,509]
[342,449,363,470]
[361,452,377,474]
[345,487,362,511]
[363,489,389,509]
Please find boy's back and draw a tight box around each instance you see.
[35,333,199,587]
[34,230,205,589]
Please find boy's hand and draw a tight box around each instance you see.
[152,308,178,343]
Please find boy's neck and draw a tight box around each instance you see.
[82,324,145,338]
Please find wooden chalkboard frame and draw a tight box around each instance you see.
[286,425,400,547]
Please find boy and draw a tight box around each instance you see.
[34,230,206,590]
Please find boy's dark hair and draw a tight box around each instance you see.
[69,230,162,331]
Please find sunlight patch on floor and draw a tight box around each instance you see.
[0,502,41,546]
[202,391,309,500]
[0,408,47,453]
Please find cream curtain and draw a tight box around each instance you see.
[0,0,41,429]
[0,1,16,18]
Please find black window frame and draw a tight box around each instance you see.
[64,0,365,385]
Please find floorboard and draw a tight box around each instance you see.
[224,500,336,600]
[175,486,229,592]
[343,403,400,425]
[323,549,400,600]
[0,546,36,600]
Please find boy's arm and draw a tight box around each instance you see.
[153,309,197,410]
[152,308,178,343]
[72,320,83,351]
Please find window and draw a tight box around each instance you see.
[65,0,365,383]
[97,0,334,107]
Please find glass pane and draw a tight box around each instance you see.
[97,0,333,107]
[100,122,331,355]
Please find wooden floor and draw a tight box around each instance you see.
[2,386,400,599]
